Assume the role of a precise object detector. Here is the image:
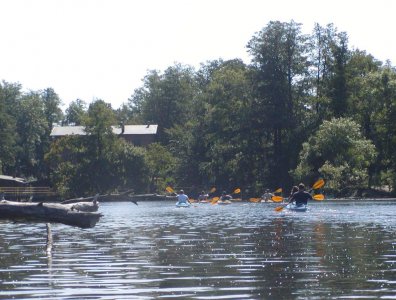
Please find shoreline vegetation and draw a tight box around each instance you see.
[2,20,396,200]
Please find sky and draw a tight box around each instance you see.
[1,0,396,110]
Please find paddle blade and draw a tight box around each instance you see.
[275,205,286,212]
[209,187,216,193]
[274,188,282,193]
[249,198,260,203]
[211,197,220,205]
[313,194,325,200]
[312,179,325,190]
[166,186,174,193]
[233,188,241,194]
[272,196,283,202]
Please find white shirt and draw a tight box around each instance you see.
[177,194,188,203]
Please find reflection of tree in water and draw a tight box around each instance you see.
[314,222,326,261]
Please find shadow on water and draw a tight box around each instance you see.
[0,200,395,299]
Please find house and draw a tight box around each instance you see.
[50,124,158,146]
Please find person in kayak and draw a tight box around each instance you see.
[198,191,208,202]
[220,191,232,201]
[261,189,274,202]
[288,183,312,206]
[177,190,190,205]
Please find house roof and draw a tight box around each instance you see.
[50,125,158,137]
[0,175,27,184]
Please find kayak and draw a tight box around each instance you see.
[285,203,307,212]
[217,200,232,205]
[175,202,190,208]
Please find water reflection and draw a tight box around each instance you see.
[0,200,395,299]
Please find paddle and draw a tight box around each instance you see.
[249,197,261,203]
[166,186,174,193]
[313,194,325,201]
[311,179,325,190]
[210,196,220,205]
[271,195,283,202]
[275,179,325,212]
[275,205,286,212]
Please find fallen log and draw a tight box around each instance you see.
[62,194,99,212]
[0,199,102,228]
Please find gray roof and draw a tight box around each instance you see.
[0,175,27,184]
[50,125,158,137]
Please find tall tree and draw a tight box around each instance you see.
[308,24,350,120]
[166,59,256,191]
[14,92,49,179]
[329,31,349,117]
[0,81,22,174]
[247,20,308,187]
[369,66,396,191]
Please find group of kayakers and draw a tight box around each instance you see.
[176,183,313,207]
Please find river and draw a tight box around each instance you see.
[0,200,395,299]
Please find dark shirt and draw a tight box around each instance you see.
[220,195,232,201]
[290,190,312,206]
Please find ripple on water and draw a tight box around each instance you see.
[0,200,395,299]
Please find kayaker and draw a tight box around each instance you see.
[220,191,232,201]
[198,191,208,202]
[289,183,312,206]
[261,189,273,202]
[177,190,190,205]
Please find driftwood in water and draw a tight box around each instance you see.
[62,194,100,212]
[0,199,102,228]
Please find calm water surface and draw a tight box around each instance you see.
[0,200,395,299]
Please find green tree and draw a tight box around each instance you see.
[46,99,150,197]
[292,117,377,194]
[81,100,117,193]
[45,135,87,196]
[166,59,258,192]
[368,66,396,191]
[42,88,63,128]
[128,64,197,144]
[64,99,87,125]
[14,92,49,179]
[145,143,176,192]
[247,20,309,187]
[344,50,382,186]
[0,81,21,174]
[308,23,350,121]
[329,31,349,117]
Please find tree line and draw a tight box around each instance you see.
[1,21,395,198]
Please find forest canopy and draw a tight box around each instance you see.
[1,21,396,198]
